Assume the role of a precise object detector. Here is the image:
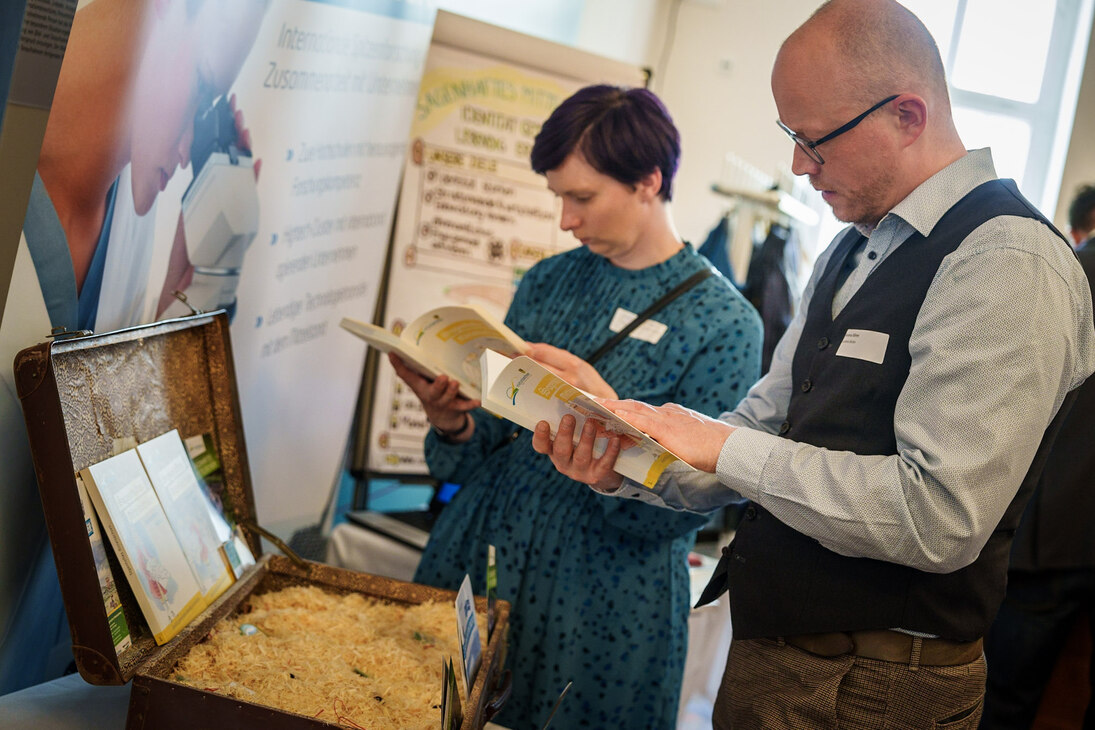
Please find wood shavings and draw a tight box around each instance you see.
[173,584,486,729]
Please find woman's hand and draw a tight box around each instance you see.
[531,414,625,492]
[524,342,618,399]
[389,353,479,442]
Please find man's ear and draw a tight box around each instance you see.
[637,168,663,202]
[893,94,927,148]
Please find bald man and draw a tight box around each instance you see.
[532,0,1095,727]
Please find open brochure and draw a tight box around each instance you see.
[340,304,527,399]
[80,450,208,645]
[479,350,696,488]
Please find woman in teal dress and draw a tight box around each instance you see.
[391,85,762,729]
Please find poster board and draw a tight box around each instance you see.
[1,0,436,549]
[364,11,646,474]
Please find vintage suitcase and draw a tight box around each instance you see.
[14,312,510,729]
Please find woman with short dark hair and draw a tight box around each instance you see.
[391,84,762,729]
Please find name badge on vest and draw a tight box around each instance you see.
[836,329,889,364]
[609,308,668,344]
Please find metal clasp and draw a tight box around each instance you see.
[47,326,93,341]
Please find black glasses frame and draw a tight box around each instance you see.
[777,94,900,165]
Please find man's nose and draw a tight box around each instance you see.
[790,144,821,177]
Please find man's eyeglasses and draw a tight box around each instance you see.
[776,94,900,165]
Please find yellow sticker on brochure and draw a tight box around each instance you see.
[641,451,679,488]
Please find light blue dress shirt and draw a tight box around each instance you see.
[611,148,1095,575]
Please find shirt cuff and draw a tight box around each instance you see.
[715,426,780,501]
[604,479,678,508]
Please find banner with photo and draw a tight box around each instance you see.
[0,0,435,547]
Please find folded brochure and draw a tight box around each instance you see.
[478,349,694,487]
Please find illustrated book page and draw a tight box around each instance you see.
[80,449,207,645]
[136,429,234,602]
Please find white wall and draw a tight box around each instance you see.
[648,0,816,246]
[568,0,820,247]
[575,0,662,71]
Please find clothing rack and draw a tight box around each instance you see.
[709,183,819,226]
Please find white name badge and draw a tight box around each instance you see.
[835,329,889,364]
[608,307,668,344]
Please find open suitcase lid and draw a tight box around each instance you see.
[13,312,261,684]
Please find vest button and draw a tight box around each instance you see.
[867,250,878,260]
[778,421,790,435]
[801,379,812,392]
[745,506,757,520]
[817,336,829,349]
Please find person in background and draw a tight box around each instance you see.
[390,84,762,729]
[531,2,1095,728]
[980,183,1095,729]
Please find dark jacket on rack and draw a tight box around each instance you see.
[742,223,795,374]
[698,213,735,284]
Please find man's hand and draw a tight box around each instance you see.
[229,93,262,179]
[389,353,479,441]
[156,215,193,316]
[524,342,617,399]
[531,414,625,492]
[602,400,735,473]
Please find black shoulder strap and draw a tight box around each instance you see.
[586,266,716,365]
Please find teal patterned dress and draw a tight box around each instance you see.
[414,244,762,730]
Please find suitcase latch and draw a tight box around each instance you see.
[48,326,93,340]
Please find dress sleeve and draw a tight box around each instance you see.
[423,410,519,483]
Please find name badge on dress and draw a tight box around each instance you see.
[609,308,668,344]
[836,329,889,364]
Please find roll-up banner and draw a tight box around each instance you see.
[365,10,645,474]
[0,0,435,542]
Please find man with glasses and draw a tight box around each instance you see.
[531,0,1095,727]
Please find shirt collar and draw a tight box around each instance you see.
[877,148,998,238]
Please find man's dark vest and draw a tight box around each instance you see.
[696,179,1077,641]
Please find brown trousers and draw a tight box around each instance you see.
[714,638,986,729]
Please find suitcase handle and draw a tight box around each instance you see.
[241,520,309,569]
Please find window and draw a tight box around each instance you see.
[903,0,1093,213]
[805,0,1093,262]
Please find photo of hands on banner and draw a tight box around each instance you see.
[28,0,266,334]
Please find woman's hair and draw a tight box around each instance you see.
[530,85,681,201]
